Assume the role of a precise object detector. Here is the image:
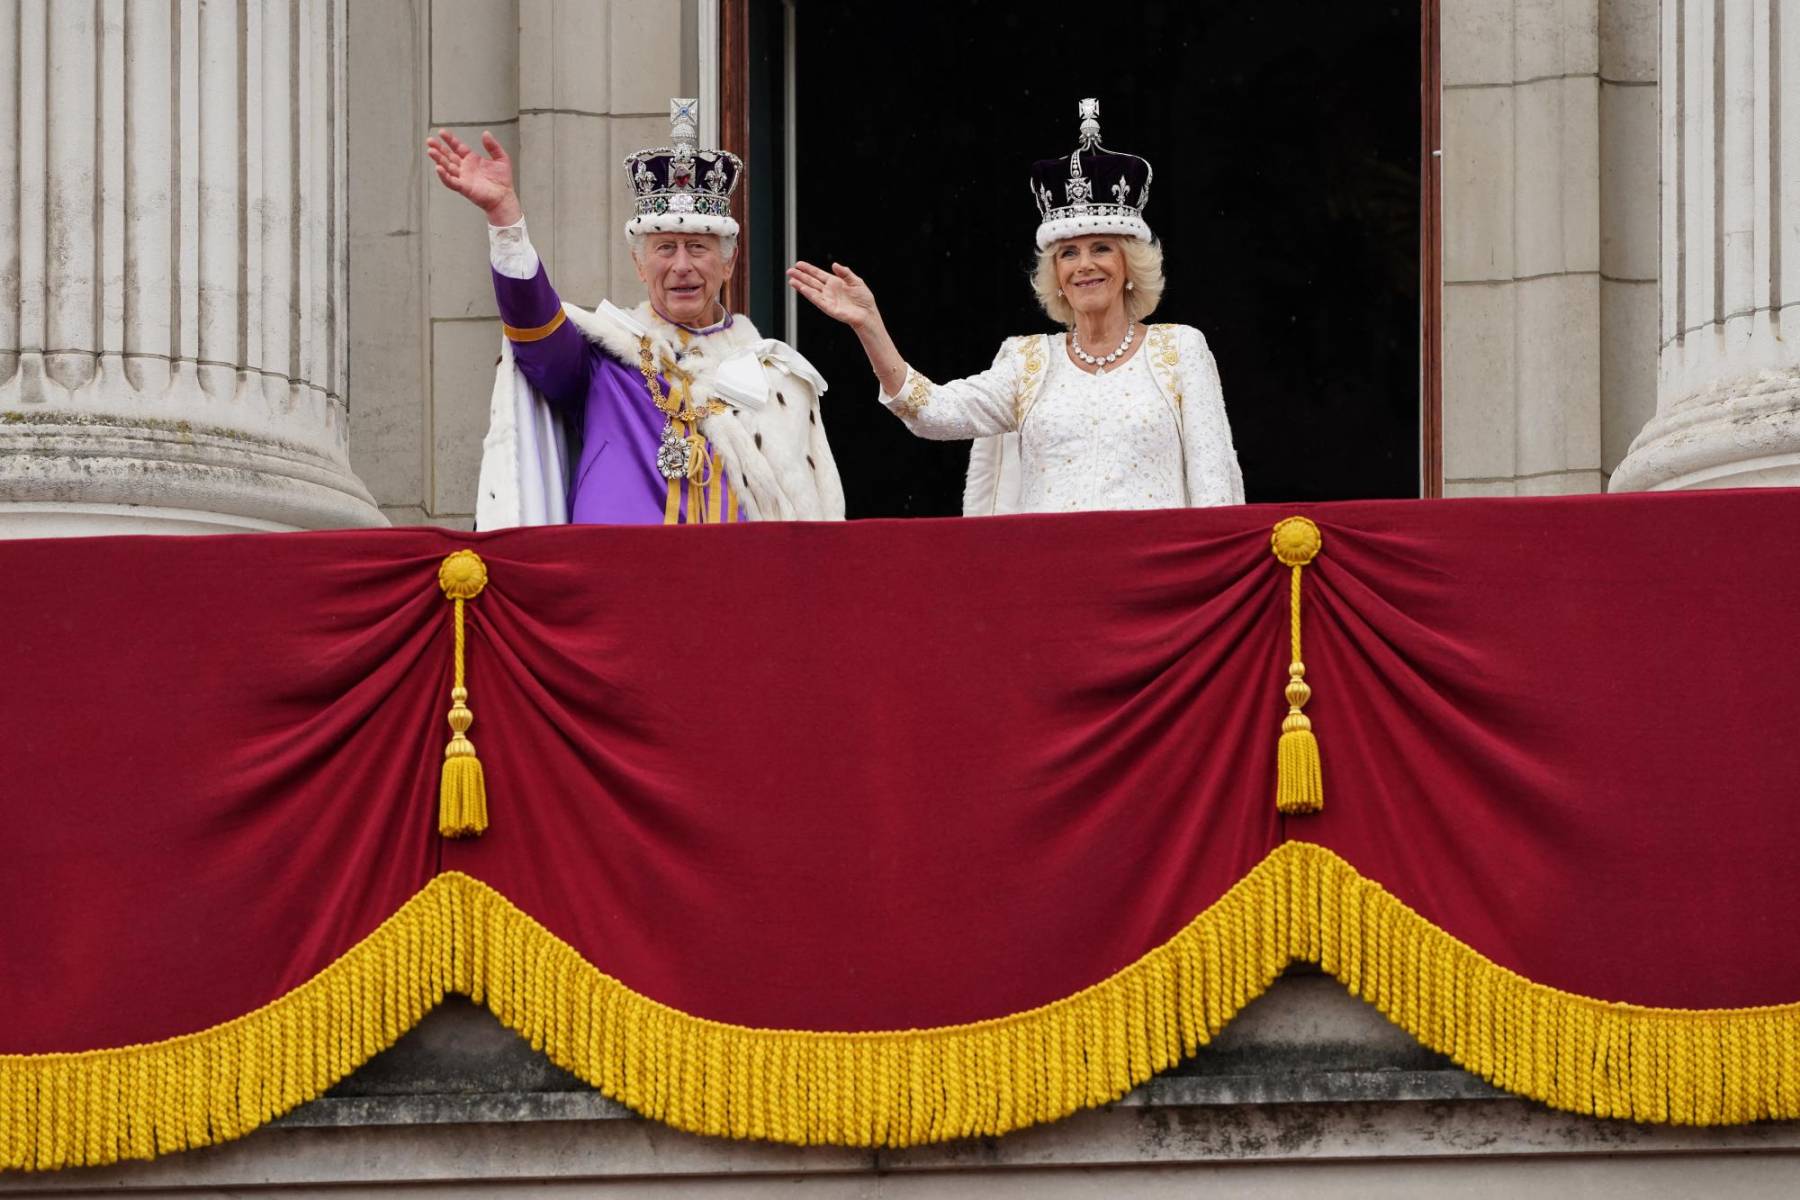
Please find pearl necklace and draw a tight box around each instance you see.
[1071,322,1136,369]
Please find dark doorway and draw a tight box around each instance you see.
[746,1,1423,516]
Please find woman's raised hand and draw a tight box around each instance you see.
[425,129,522,225]
[789,261,908,389]
[787,261,879,330]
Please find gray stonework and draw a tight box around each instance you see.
[1610,0,1800,491]
[1441,0,1661,497]
[7,973,1797,1195]
[0,0,384,536]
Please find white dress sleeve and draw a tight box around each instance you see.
[878,341,1024,440]
[1177,327,1245,506]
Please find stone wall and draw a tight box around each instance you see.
[1440,0,1660,496]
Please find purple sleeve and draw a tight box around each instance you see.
[495,264,593,414]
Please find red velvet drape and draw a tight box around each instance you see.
[5,491,1799,1058]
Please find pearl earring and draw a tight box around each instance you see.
[1057,289,1064,297]
[1125,280,1135,291]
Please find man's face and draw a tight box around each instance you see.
[635,233,733,325]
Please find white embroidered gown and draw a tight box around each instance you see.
[879,325,1244,514]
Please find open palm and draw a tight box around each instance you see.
[787,261,879,329]
[425,129,516,216]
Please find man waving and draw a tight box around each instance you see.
[427,99,843,526]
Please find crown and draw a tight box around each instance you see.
[622,98,744,240]
[1027,99,1154,251]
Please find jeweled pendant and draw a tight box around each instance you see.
[656,421,690,480]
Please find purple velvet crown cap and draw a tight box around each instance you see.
[1029,98,1154,251]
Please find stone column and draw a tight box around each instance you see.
[0,0,383,535]
[1612,0,1800,490]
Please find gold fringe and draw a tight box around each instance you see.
[0,879,460,1173]
[8,847,1800,1171]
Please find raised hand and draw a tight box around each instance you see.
[787,261,879,330]
[788,260,908,393]
[425,129,522,225]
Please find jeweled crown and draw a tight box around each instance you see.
[622,98,743,239]
[1028,99,1154,251]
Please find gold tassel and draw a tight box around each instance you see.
[437,550,490,837]
[1270,517,1324,814]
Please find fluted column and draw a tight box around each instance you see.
[1613,0,1800,490]
[0,0,382,535]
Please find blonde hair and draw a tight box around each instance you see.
[1031,237,1165,326]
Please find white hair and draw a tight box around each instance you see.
[627,230,739,262]
[1031,238,1165,326]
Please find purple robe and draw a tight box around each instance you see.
[493,265,739,525]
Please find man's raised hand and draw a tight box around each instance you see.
[425,129,522,226]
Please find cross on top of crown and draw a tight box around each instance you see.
[670,98,699,150]
[1077,98,1101,147]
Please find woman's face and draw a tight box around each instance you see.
[1053,236,1128,321]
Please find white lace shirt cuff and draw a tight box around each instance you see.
[488,217,541,280]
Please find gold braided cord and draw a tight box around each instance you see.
[1289,563,1303,662]
[7,847,1800,1172]
[452,598,466,690]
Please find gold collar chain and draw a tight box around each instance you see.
[638,338,724,484]
[637,340,725,425]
